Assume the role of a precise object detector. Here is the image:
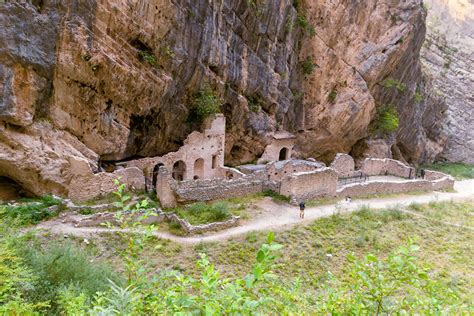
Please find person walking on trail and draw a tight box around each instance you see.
[299,201,306,219]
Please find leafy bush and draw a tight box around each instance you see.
[244,93,265,113]
[300,57,315,75]
[328,88,338,103]
[370,104,399,134]
[176,201,231,225]
[313,241,464,314]
[296,14,316,36]
[187,86,222,122]
[381,78,406,92]
[0,195,63,225]
[18,241,121,313]
[138,50,157,67]
[262,190,290,203]
[414,90,424,103]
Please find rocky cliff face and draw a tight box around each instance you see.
[0,0,445,196]
[420,0,474,164]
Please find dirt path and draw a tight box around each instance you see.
[36,180,474,244]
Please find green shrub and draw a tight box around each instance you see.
[0,195,63,225]
[381,78,406,93]
[262,190,290,203]
[19,241,121,313]
[244,93,265,113]
[138,50,157,67]
[176,201,232,225]
[414,90,424,103]
[313,241,464,314]
[187,86,222,122]
[300,57,315,75]
[328,89,338,103]
[296,14,316,36]
[370,104,399,134]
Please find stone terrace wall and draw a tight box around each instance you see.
[280,168,338,203]
[173,176,264,203]
[338,179,433,197]
[337,174,454,197]
[361,158,415,178]
[69,167,145,201]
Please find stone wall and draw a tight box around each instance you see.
[266,159,325,182]
[329,153,356,177]
[173,176,264,203]
[338,179,433,197]
[280,168,338,203]
[361,158,415,178]
[337,175,454,197]
[68,166,145,201]
[65,208,240,235]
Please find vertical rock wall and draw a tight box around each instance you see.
[421,0,474,163]
[0,0,455,197]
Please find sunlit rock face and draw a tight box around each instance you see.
[0,0,447,196]
[421,0,474,163]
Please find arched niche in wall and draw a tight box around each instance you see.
[194,158,204,179]
[172,160,186,181]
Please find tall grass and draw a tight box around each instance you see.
[422,162,474,180]
[17,241,121,314]
[175,201,231,225]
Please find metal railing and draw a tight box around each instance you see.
[337,173,368,186]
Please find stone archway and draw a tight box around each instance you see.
[172,160,186,181]
[279,147,289,161]
[194,158,204,179]
[152,163,164,191]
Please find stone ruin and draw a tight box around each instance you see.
[63,115,454,207]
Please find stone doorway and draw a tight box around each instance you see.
[172,160,186,181]
[279,147,289,161]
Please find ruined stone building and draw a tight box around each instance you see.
[60,114,454,207]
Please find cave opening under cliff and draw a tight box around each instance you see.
[0,176,33,201]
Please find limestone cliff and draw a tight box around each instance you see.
[0,0,448,196]
[420,0,474,164]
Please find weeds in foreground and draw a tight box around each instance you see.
[0,195,64,225]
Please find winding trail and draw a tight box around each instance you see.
[36,180,474,244]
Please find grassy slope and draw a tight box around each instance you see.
[131,200,473,304]
[4,199,472,308]
[422,162,474,180]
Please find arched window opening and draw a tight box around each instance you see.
[172,160,186,181]
[279,147,289,161]
[194,158,204,179]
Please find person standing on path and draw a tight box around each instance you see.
[299,201,306,219]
